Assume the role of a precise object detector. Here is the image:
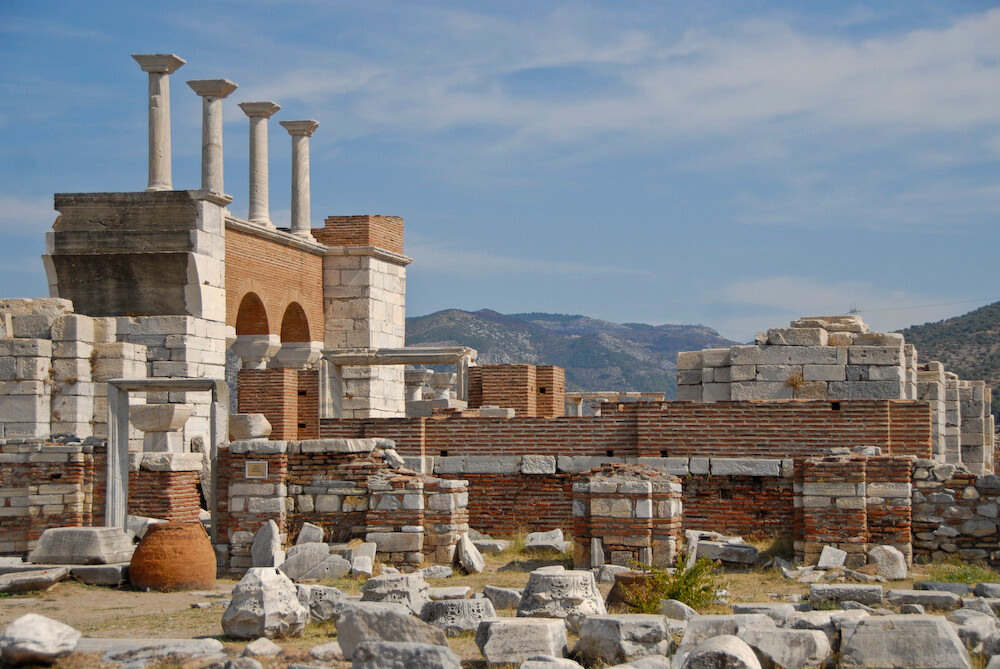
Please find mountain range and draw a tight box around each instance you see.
[405,309,737,397]
[406,303,1000,418]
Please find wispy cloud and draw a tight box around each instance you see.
[407,238,655,280]
[701,275,982,340]
[0,19,111,41]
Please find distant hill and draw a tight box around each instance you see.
[898,301,1000,423]
[405,309,737,397]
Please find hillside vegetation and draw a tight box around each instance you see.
[898,300,1000,423]
[405,309,736,397]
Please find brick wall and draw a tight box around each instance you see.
[297,370,320,439]
[682,476,796,537]
[476,364,537,417]
[225,226,324,340]
[321,400,932,460]
[535,366,566,418]
[238,369,300,439]
[314,216,404,256]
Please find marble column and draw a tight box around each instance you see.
[279,120,320,240]
[238,101,281,227]
[132,54,186,192]
[187,79,238,196]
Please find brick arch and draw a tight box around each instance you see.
[235,292,269,336]
[280,302,311,342]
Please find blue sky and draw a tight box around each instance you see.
[2,1,999,341]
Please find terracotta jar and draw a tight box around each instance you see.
[129,522,216,591]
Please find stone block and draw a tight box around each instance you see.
[731,345,842,366]
[27,527,133,565]
[464,456,519,474]
[828,380,903,400]
[366,532,423,553]
[635,457,689,475]
[676,351,703,371]
[710,458,781,477]
[847,346,903,366]
[839,615,970,669]
[803,364,846,381]
[702,382,731,402]
[731,381,794,400]
[767,327,828,346]
[476,618,569,666]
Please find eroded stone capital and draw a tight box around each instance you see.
[187,79,239,99]
[240,101,281,118]
[132,53,186,74]
[280,119,320,137]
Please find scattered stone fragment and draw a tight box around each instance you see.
[191,602,212,609]
[573,614,672,665]
[696,540,759,565]
[817,546,848,569]
[961,597,999,623]
[473,539,510,554]
[286,542,330,560]
[456,533,486,574]
[809,584,883,606]
[947,609,997,651]
[278,544,333,581]
[335,602,448,660]
[521,655,585,668]
[0,613,81,665]
[681,635,762,669]
[0,567,70,594]
[251,520,284,568]
[915,581,971,595]
[382,448,405,469]
[351,556,373,578]
[421,598,496,635]
[27,527,134,565]
[296,523,324,545]
[974,583,1000,598]
[429,586,471,600]
[299,554,352,580]
[243,638,282,657]
[606,657,672,669]
[475,617,569,666]
[839,615,971,669]
[360,573,431,616]
[675,614,775,666]
[96,638,226,669]
[518,568,606,632]
[885,589,960,610]
[900,603,925,614]
[309,641,344,663]
[69,564,129,587]
[867,545,907,580]
[659,599,699,621]
[352,640,461,668]
[597,564,632,583]
[483,585,521,611]
[740,627,831,669]
[221,568,308,640]
[420,565,454,579]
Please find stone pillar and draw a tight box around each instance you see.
[129,403,193,453]
[279,120,319,239]
[404,368,434,402]
[187,79,239,196]
[238,101,281,227]
[132,54,186,192]
[430,372,456,401]
[230,334,281,370]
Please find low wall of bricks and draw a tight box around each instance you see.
[319,399,934,461]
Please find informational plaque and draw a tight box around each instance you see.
[245,461,268,479]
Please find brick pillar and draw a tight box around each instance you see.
[799,457,868,566]
[535,366,565,418]
[238,368,299,439]
[366,474,425,570]
[423,478,469,564]
[865,455,914,564]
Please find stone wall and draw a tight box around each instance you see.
[572,463,682,568]
[912,461,1000,565]
[677,315,994,473]
[217,437,468,572]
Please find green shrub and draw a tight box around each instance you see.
[623,554,722,614]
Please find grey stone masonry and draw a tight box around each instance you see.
[676,314,993,469]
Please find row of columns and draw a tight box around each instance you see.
[132,53,319,239]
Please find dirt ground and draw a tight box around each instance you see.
[0,547,954,668]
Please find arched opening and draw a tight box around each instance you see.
[280,302,310,342]
[235,293,269,335]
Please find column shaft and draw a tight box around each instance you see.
[148,72,172,191]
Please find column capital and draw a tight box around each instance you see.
[280,119,320,137]
[187,79,238,99]
[240,101,281,118]
[132,54,186,74]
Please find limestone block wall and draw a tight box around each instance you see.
[572,463,682,568]
[0,299,148,444]
[677,314,993,471]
